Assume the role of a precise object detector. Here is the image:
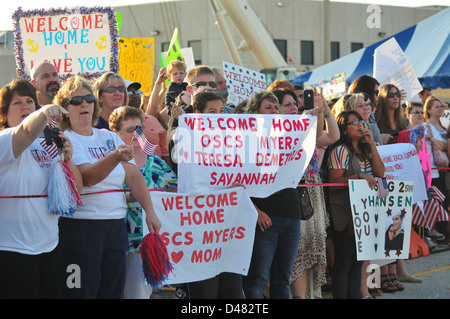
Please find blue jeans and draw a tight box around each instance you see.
[331,229,362,299]
[243,217,300,299]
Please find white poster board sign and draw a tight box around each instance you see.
[373,37,422,101]
[222,61,267,105]
[146,187,258,284]
[377,143,427,204]
[175,113,317,198]
[349,180,413,261]
[13,6,119,81]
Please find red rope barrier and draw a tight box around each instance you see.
[2,166,450,199]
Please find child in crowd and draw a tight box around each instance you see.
[165,60,188,114]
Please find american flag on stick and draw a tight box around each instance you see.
[133,126,158,156]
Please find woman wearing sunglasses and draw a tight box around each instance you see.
[54,76,161,299]
[0,79,82,298]
[327,110,384,299]
[373,84,408,144]
[93,72,129,130]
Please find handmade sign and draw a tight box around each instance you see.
[377,143,427,204]
[145,187,258,284]
[306,72,346,101]
[373,37,422,102]
[440,110,450,129]
[13,6,119,81]
[118,37,155,94]
[349,179,413,261]
[222,61,267,105]
[175,113,317,198]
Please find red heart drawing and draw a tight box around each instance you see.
[184,151,189,161]
[171,251,184,264]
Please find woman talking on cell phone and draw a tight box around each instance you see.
[327,110,384,299]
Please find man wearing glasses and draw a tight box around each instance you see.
[125,80,143,108]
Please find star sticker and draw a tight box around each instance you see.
[396,249,402,257]
[400,209,407,218]
[386,208,392,216]
[384,250,390,257]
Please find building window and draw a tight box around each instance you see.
[331,42,340,61]
[188,40,202,65]
[161,42,170,52]
[351,42,364,53]
[301,41,314,65]
[274,39,287,62]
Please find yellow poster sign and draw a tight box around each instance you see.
[119,37,155,94]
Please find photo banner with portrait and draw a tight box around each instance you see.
[349,179,414,261]
[118,37,155,94]
[175,113,317,198]
[13,6,119,81]
[145,187,258,284]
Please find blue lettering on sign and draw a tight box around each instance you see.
[77,57,106,72]
[42,29,89,46]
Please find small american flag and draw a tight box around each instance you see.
[412,186,449,229]
[133,126,158,156]
[40,120,59,159]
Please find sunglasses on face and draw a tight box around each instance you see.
[386,92,401,98]
[346,120,365,126]
[125,125,145,133]
[127,90,142,96]
[411,111,424,115]
[193,81,217,88]
[103,86,126,93]
[68,94,96,105]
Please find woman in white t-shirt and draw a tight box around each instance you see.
[0,79,82,298]
[54,76,161,299]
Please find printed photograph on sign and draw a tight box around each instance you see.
[13,6,119,81]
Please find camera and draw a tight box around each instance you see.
[44,126,64,149]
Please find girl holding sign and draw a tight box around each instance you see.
[327,110,385,299]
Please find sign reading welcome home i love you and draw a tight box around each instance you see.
[175,113,317,198]
[13,6,119,81]
[146,187,258,284]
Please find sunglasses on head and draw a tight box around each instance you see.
[386,92,401,98]
[68,94,96,105]
[103,86,126,93]
[193,81,217,88]
[125,125,145,133]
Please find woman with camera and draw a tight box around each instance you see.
[0,79,82,298]
[55,76,161,299]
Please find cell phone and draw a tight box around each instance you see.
[303,89,314,110]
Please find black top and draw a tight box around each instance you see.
[251,188,301,219]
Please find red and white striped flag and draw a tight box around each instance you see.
[40,120,60,159]
[133,126,158,156]
[412,186,449,229]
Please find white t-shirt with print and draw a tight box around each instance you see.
[66,128,129,220]
[0,128,59,255]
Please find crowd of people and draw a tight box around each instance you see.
[0,59,448,300]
